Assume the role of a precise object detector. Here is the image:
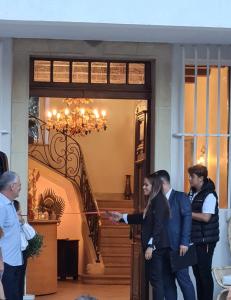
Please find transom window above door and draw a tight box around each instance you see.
[31,58,150,86]
[30,58,151,99]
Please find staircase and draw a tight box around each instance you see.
[82,193,134,284]
[29,116,134,285]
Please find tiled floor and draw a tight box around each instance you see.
[36,281,130,300]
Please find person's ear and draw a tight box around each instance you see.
[9,183,14,190]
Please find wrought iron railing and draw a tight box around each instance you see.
[28,115,101,262]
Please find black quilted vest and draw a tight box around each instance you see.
[189,179,219,244]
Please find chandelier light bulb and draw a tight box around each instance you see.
[80,108,85,115]
[64,108,69,116]
[46,98,108,137]
[93,109,99,119]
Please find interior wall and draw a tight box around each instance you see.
[29,158,84,275]
[41,98,138,194]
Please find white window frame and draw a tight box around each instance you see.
[171,44,231,208]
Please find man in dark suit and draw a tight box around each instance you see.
[156,170,195,300]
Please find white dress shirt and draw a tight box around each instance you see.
[166,188,173,201]
[0,193,22,266]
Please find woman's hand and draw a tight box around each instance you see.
[145,247,154,260]
[106,211,123,222]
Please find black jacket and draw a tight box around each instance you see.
[127,191,170,250]
[189,178,219,244]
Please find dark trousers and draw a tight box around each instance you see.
[146,248,173,300]
[18,251,28,299]
[164,267,196,300]
[2,262,22,300]
[192,243,216,300]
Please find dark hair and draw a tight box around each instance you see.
[188,164,208,181]
[145,172,163,201]
[0,171,18,192]
[155,170,170,183]
[13,199,20,212]
[145,173,170,217]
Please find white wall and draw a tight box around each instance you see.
[0,39,12,161]
[0,0,230,29]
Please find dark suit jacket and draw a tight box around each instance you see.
[0,151,8,175]
[127,191,170,251]
[167,190,192,250]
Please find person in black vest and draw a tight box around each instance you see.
[188,164,219,300]
[107,173,172,300]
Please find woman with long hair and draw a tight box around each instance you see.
[108,173,172,300]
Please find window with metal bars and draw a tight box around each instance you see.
[181,62,230,208]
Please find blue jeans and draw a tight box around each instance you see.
[164,267,196,300]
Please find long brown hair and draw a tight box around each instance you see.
[143,172,170,217]
[146,173,162,201]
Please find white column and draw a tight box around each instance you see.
[0,38,13,162]
[170,44,185,190]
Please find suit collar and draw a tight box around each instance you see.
[168,189,176,202]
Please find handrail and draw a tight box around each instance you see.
[28,115,101,262]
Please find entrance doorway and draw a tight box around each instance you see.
[28,58,153,300]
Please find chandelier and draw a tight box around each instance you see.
[46,98,107,136]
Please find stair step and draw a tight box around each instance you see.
[101,235,131,245]
[103,254,131,264]
[100,213,134,225]
[101,245,131,255]
[104,263,131,275]
[101,225,130,237]
[81,273,130,285]
[98,200,134,209]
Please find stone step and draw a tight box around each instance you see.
[104,263,131,275]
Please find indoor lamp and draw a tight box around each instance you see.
[46,98,107,136]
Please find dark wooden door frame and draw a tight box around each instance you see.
[29,57,154,300]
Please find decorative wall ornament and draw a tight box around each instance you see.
[38,188,65,223]
[28,168,40,220]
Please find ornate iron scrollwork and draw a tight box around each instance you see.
[28,115,101,262]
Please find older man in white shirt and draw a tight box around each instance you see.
[0,171,23,300]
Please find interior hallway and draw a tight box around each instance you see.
[36,281,130,300]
